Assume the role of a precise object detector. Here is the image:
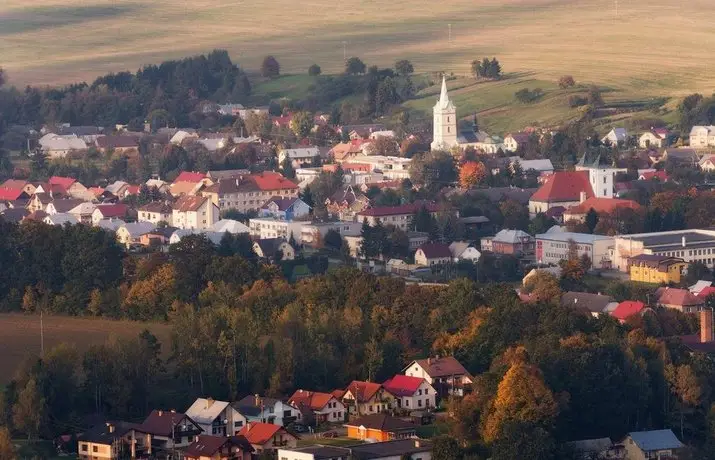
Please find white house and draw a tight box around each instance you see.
[415,243,452,267]
[382,375,436,410]
[259,197,311,221]
[169,229,225,245]
[535,227,615,269]
[252,238,296,261]
[449,241,481,263]
[185,398,245,437]
[210,219,250,234]
[288,390,346,424]
[249,218,306,243]
[699,155,715,172]
[639,128,669,149]
[690,125,715,148]
[278,147,321,167]
[38,133,88,158]
[172,195,219,230]
[68,202,97,225]
[404,356,473,397]
[138,202,173,226]
[622,430,683,460]
[116,222,156,247]
[233,395,300,427]
[601,128,628,146]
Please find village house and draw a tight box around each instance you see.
[340,381,394,416]
[382,375,436,411]
[68,202,98,224]
[45,198,86,215]
[44,213,79,226]
[288,390,346,425]
[138,201,173,225]
[346,155,412,181]
[611,301,647,323]
[340,123,386,140]
[77,422,147,460]
[138,409,204,452]
[699,154,715,172]
[528,171,594,216]
[535,228,614,269]
[38,133,88,158]
[116,222,156,247]
[95,135,139,154]
[404,356,473,398]
[202,172,299,214]
[414,243,452,267]
[139,226,177,248]
[1,179,37,196]
[48,176,91,200]
[329,140,372,162]
[325,186,371,221]
[655,287,704,313]
[300,221,362,248]
[277,439,433,460]
[639,128,670,148]
[560,292,618,317]
[510,158,554,176]
[92,204,129,226]
[238,423,298,452]
[185,398,244,437]
[170,171,213,197]
[503,132,531,152]
[344,414,417,442]
[253,238,296,261]
[249,218,305,243]
[628,254,687,284]
[259,196,311,221]
[601,128,628,146]
[664,147,699,167]
[563,196,641,223]
[449,241,481,263]
[278,147,321,167]
[232,395,299,427]
[183,435,254,460]
[622,429,683,460]
[356,201,442,232]
[481,229,535,257]
[172,195,219,230]
[689,125,715,148]
[211,219,250,235]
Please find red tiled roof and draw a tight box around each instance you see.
[382,375,424,397]
[331,389,346,400]
[48,176,77,191]
[358,201,439,218]
[272,115,293,127]
[96,135,139,149]
[238,423,286,445]
[175,171,207,183]
[417,243,452,259]
[344,381,382,403]
[0,187,26,201]
[639,171,668,181]
[94,203,128,218]
[656,287,704,307]
[530,171,593,203]
[612,301,646,321]
[565,197,641,215]
[288,390,334,411]
[174,195,209,212]
[125,185,140,195]
[412,356,470,378]
[87,186,105,197]
[204,172,298,195]
[1,179,28,190]
[698,287,715,299]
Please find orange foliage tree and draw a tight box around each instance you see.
[459,161,487,188]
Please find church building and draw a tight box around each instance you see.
[430,76,504,153]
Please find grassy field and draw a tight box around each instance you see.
[0,313,171,383]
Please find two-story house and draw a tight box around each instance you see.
[172,195,219,230]
[622,429,683,460]
[238,423,298,453]
[278,147,321,167]
[185,398,244,437]
[288,390,346,425]
[480,229,535,257]
[382,375,436,411]
[183,435,253,460]
[356,201,442,232]
[404,356,473,398]
[690,125,715,148]
[202,172,298,214]
[137,410,203,452]
[259,196,311,221]
[138,201,174,226]
[414,243,452,267]
[340,381,394,417]
[92,204,129,226]
[233,395,299,427]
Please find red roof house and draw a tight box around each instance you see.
[238,422,298,451]
[529,171,594,214]
[611,301,647,322]
[382,375,424,397]
[92,203,129,222]
[174,171,207,183]
[0,187,28,201]
[48,176,77,191]
[639,170,668,182]
[697,286,715,299]
[656,287,704,313]
[564,197,641,222]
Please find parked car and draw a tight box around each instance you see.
[290,423,308,433]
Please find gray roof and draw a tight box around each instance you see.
[120,222,156,237]
[561,292,615,313]
[281,446,349,459]
[627,429,683,451]
[349,439,432,459]
[536,230,612,245]
[492,229,532,244]
[565,438,613,453]
[621,230,715,249]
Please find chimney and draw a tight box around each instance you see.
[170,409,176,413]
[579,191,586,203]
[206,397,214,409]
[682,236,686,248]
[106,422,115,433]
[158,410,163,416]
[701,309,713,343]
[414,440,421,448]
[255,394,260,407]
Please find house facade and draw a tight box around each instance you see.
[622,429,683,460]
[288,390,346,424]
[341,381,394,416]
[628,254,687,284]
[535,230,614,269]
[357,202,442,232]
[233,395,299,427]
[414,243,452,266]
[185,398,244,437]
[481,229,535,257]
[690,125,715,148]
[138,201,174,226]
[259,197,311,221]
[382,375,436,410]
[238,423,298,452]
[172,195,219,230]
[344,414,417,442]
[404,356,473,398]
[201,172,298,214]
[639,128,669,148]
[528,171,594,216]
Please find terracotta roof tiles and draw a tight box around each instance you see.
[530,171,594,203]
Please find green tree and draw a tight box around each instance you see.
[290,111,314,139]
[558,75,576,88]
[261,56,280,78]
[409,150,457,194]
[281,157,296,179]
[490,421,557,460]
[13,378,45,439]
[308,64,322,76]
[529,213,556,235]
[345,57,366,75]
[395,59,414,75]
[432,436,464,460]
[585,208,599,233]
[324,229,343,250]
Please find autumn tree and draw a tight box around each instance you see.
[290,111,314,139]
[13,378,45,439]
[365,136,399,156]
[432,435,464,460]
[0,427,13,460]
[459,161,487,189]
[261,56,280,78]
[523,271,562,304]
[558,75,576,89]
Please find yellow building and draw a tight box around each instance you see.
[628,254,687,284]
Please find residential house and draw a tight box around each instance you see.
[503,132,531,152]
[622,429,683,460]
[134,410,203,453]
[510,158,554,176]
[77,422,146,460]
[535,228,614,269]
[341,124,386,140]
[44,213,79,226]
[404,356,473,398]
[172,195,219,230]
[414,243,452,267]
[92,204,129,225]
[563,196,641,223]
[325,186,371,221]
[656,287,704,313]
[185,398,245,437]
[116,222,156,247]
[481,229,535,257]
[344,155,412,181]
[68,202,97,224]
[277,439,433,460]
[169,229,225,245]
[1,179,37,196]
[449,241,481,262]
[105,181,132,198]
[344,414,417,442]
[288,390,346,425]
[145,178,171,193]
[601,128,628,146]
[48,176,90,199]
[560,292,618,317]
[357,201,442,232]
[210,219,250,234]
[248,218,305,242]
[170,129,199,145]
[639,128,670,148]
[341,381,394,416]
[0,207,29,222]
[170,171,212,197]
[300,221,362,248]
[55,125,103,142]
[279,147,321,167]
[522,266,562,286]
[183,435,253,460]
[96,218,126,233]
[382,375,436,411]
[26,193,52,212]
[233,395,299,427]
[38,133,87,158]
[628,254,687,284]
[699,155,715,172]
[689,125,715,148]
[529,171,594,216]
[139,226,177,248]
[259,196,311,220]
[329,140,372,162]
[277,445,350,460]
[564,438,620,460]
[664,147,699,167]
[252,238,295,261]
[0,186,29,202]
[95,135,139,154]
[201,172,299,213]
[238,422,298,452]
[138,201,173,225]
[611,301,647,323]
[45,198,86,215]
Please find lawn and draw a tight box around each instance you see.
[0,313,171,384]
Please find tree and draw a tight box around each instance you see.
[587,85,604,107]
[515,88,543,103]
[0,427,13,460]
[13,378,44,439]
[558,75,576,89]
[459,161,487,189]
[490,421,557,460]
[261,56,280,78]
[308,64,322,76]
[499,199,529,231]
[290,111,314,139]
[395,59,414,75]
[324,229,343,251]
[345,57,366,75]
[409,150,457,194]
[365,136,399,157]
[280,157,296,179]
[432,436,464,460]
[585,208,599,233]
[472,57,501,79]
[523,271,561,304]
[529,213,556,235]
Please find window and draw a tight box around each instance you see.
[93,446,98,453]
[418,399,422,407]
[603,176,607,184]
[369,405,373,412]
[82,445,88,452]
[405,400,410,407]
[418,389,422,395]
[234,421,243,427]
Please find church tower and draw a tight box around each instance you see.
[431,76,458,151]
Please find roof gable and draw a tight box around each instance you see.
[382,375,425,396]
[531,171,594,203]
[410,356,469,378]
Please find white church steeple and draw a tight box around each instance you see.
[431,75,458,151]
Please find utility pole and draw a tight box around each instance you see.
[448,23,452,44]
[40,308,44,358]
[342,41,347,61]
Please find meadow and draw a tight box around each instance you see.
[1,0,713,132]
[0,313,171,383]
